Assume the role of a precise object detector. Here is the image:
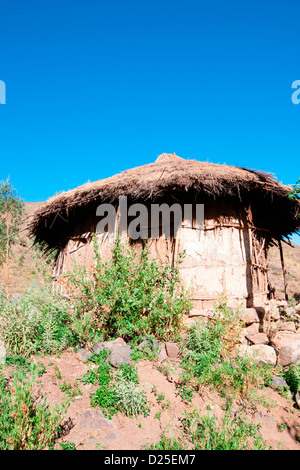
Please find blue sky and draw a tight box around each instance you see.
[0,0,299,243]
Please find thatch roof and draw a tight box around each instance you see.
[29,153,300,251]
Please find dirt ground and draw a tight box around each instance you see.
[27,350,300,451]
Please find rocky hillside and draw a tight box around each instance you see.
[0,202,51,296]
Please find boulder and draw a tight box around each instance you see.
[239,308,260,326]
[277,342,300,366]
[236,344,277,365]
[282,306,297,317]
[271,331,298,350]
[279,321,297,332]
[246,333,269,345]
[138,338,160,351]
[79,409,116,431]
[270,331,300,366]
[264,301,280,321]
[107,343,132,367]
[165,342,180,360]
[92,338,127,354]
[248,344,277,365]
[271,375,288,389]
[77,348,93,363]
[158,343,168,362]
[108,352,132,367]
[245,323,260,335]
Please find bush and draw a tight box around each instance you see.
[0,363,68,450]
[0,283,78,357]
[284,365,300,396]
[82,350,148,418]
[179,300,271,399]
[67,235,192,344]
[182,405,269,450]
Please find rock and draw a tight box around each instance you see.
[265,301,281,321]
[271,376,288,389]
[77,348,93,363]
[109,337,127,347]
[237,344,277,365]
[240,308,260,326]
[164,342,180,360]
[138,340,151,350]
[110,343,131,355]
[107,344,132,367]
[239,324,261,344]
[249,345,277,365]
[0,341,6,365]
[246,333,269,345]
[79,409,115,431]
[271,331,298,349]
[270,331,300,366]
[295,303,300,312]
[245,323,260,335]
[92,338,127,354]
[92,342,104,354]
[277,342,300,366]
[158,343,168,362]
[108,352,132,367]
[279,322,297,332]
[271,331,295,348]
[282,307,297,317]
[138,338,160,351]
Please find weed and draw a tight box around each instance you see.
[0,284,77,357]
[278,423,287,433]
[182,405,269,450]
[284,365,300,396]
[67,236,192,344]
[157,362,171,378]
[178,300,272,401]
[60,441,76,450]
[0,363,68,449]
[114,380,149,417]
[144,432,187,450]
[82,350,149,419]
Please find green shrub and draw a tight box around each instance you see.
[182,405,269,450]
[82,350,148,419]
[284,365,300,395]
[67,235,192,344]
[0,363,68,450]
[0,283,78,357]
[178,301,270,400]
[144,433,187,450]
[114,380,149,418]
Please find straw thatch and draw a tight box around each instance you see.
[29,153,300,252]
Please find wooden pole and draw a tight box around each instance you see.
[278,240,288,301]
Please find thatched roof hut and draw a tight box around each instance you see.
[30,153,300,310]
